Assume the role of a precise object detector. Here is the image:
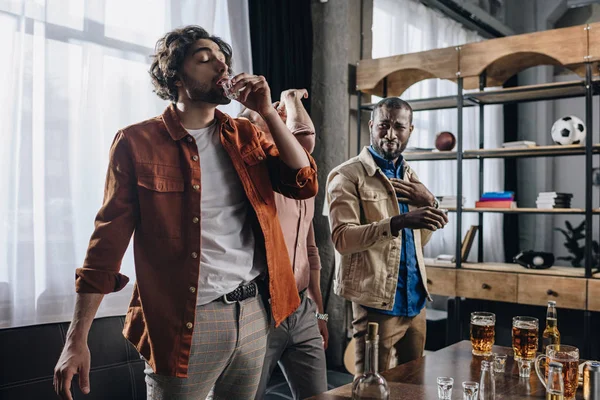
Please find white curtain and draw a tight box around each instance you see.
[372,0,505,262]
[0,0,252,328]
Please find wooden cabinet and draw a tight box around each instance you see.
[456,270,517,303]
[588,279,600,312]
[518,275,586,310]
[425,267,456,297]
[424,263,594,310]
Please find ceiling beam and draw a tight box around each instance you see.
[419,0,516,38]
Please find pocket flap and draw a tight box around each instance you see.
[137,175,185,192]
[241,146,267,166]
[359,189,389,201]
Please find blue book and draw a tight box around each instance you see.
[481,192,514,200]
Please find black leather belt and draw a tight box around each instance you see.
[222,281,258,304]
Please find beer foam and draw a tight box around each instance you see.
[514,320,537,329]
[472,319,494,326]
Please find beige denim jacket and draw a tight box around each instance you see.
[326,147,434,311]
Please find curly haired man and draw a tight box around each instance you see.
[53,26,318,400]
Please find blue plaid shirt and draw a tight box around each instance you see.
[366,146,427,317]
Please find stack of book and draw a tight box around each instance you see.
[434,254,455,264]
[475,192,516,208]
[502,140,537,148]
[536,192,573,209]
[404,146,435,152]
[436,196,465,208]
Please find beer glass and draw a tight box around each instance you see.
[470,312,495,356]
[512,316,539,377]
[535,344,579,400]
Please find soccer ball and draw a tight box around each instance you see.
[551,116,586,145]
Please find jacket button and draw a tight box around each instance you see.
[383,231,388,236]
[186,322,193,329]
[189,286,196,293]
[257,156,264,161]
[193,184,200,190]
[192,217,199,224]
[187,137,193,143]
[192,155,199,161]
[387,273,394,279]
[191,252,198,259]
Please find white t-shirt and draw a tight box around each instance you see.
[187,120,264,305]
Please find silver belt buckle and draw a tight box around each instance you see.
[222,292,236,304]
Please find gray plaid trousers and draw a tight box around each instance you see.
[144,295,269,400]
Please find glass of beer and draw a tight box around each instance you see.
[470,312,495,356]
[512,316,539,377]
[534,344,579,400]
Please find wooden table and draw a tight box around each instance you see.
[309,340,584,399]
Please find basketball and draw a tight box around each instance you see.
[435,131,456,151]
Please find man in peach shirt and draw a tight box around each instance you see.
[240,89,328,400]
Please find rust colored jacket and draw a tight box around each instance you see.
[75,104,318,377]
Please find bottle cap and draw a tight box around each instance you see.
[549,361,563,370]
[367,322,379,340]
[548,300,556,306]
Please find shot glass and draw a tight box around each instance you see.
[217,75,240,100]
[462,381,479,400]
[493,353,507,373]
[518,359,533,378]
[437,377,454,400]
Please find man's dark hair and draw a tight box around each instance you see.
[149,25,233,103]
[371,97,413,124]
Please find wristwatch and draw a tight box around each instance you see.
[315,312,329,322]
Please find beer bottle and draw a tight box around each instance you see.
[351,322,390,399]
[542,300,560,353]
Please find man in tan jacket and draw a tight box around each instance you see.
[326,97,448,374]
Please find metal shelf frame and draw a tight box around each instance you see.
[355,68,598,279]
[354,24,600,355]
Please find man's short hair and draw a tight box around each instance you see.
[149,25,233,103]
[371,97,413,124]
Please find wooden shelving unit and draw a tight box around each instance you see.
[355,22,600,348]
[356,21,600,277]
